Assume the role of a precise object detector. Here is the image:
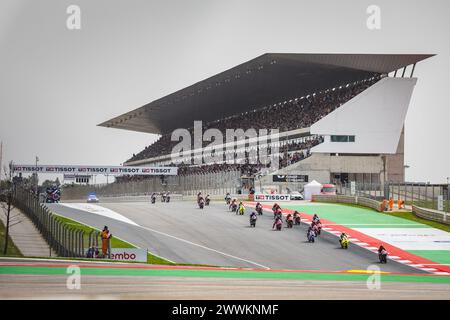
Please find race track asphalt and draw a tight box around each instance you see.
[45,201,425,273]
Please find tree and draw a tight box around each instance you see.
[1,162,21,255]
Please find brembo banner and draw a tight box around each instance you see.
[12,165,178,176]
[110,248,147,262]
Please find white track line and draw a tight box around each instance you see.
[397,260,413,264]
[135,225,270,269]
[410,264,425,267]
[433,272,450,275]
[419,268,438,271]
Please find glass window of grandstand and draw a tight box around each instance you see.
[332,172,380,185]
[330,135,355,142]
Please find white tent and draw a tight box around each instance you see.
[304,180,323,200]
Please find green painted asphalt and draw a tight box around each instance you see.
[1,266,450,284]
[408,250,450,265]
[284,203,427,228]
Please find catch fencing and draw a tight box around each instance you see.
[12,187,109,258]
[336,181,449,213]
[61,170,242,200]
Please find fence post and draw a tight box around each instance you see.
[80,231,85,257]
[432,186,435,210]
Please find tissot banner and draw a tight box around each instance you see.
[254,194,291,202]
[12,165,178,176]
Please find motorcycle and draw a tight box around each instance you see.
[307,232,315,243]
[45,187,61,203]
[250,216,257,227]
[294,216,301,225]
[226,198,231,205]
[151,196,156,204]
[287,219,293,228]
[379,252,388,264]
[340,238,349,249]
[166,195,170,203]
[205,198,210,206]
[231,203,237,212]
[315,222,322,235]
[274,219,282,231]
[199,200,205,209]
[256,206,263,215]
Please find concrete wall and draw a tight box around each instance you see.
[312,194,382,212]
[412,205,449,225]
[258,153,384,192]
[385,127,405,183]
[310,77,416,154]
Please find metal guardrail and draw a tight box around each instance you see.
[12,187,109,258]
[336,181,449,213]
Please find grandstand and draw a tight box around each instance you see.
[99,53,434,194]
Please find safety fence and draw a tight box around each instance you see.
[12,187,109,258]
[336,181,449,213]
[61,170,242,200]
[312,194,382,212]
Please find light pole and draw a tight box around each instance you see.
[35,156,39,195]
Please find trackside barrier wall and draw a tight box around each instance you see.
[61,170,242,201]
[412,205,449,225]
[312,194,383,212]
[12,187,108,258]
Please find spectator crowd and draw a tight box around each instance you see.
[127,76,380,163]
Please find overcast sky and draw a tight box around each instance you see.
[0,0,449,184]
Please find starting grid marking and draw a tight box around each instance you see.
[244,202,450,276]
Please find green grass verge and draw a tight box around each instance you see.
[0,219,23,257]
[380,211,450,233]
[52,213,175,265]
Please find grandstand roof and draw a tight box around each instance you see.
[99,53,434,134]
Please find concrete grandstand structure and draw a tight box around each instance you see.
[100,53,434,193]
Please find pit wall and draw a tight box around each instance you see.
[61,194,248,203]
[412,205,449,225]
[312,194,382,212]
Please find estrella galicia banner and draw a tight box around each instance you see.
[272,175,308,183]
[12,165,178,176]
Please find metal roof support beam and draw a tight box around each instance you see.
[410,63,416,77]
[401,67,406,78]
